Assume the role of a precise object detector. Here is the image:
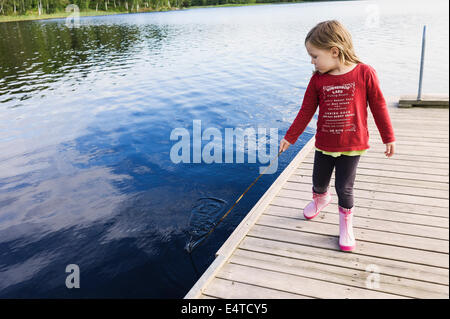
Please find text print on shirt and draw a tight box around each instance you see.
[283,63,396,152]
[322,82,356,134]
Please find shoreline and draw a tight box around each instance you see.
[0,1,307,23]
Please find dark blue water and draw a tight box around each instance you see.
[0,1,448,298]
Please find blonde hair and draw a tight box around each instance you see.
[305,20,362,69]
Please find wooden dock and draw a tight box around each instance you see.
[185,105,449,299]
[398,94,449,108]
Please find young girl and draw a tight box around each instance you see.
[278,20,396,252]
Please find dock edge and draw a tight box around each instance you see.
[184,136,316,299]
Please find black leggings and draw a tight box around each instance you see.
[312,150,361,209]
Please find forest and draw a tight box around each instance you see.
[0,0,325,16]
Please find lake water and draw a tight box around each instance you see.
[0,0,448,298]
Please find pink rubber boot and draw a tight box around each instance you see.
[303,187,332,220]
[339,205,356,251]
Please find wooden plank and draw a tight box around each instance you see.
[388,130,449,135]
[375,117,448,124]
[389,116,448,121]
[390,123,449,129]
[397,100,449,106]
[271,194,448,219]
[300,161,448,177]
[389,102,448,109]
[374,119,446,124]
[367,131,449,139]
[301,159,449,176]
[203,277,312,299]
[389,108,448,116]
[389,109,449,114]
[366,146,449,155]
[248,224,448,268]
[268,202,448,229]
[387,121,449,127]
[304,152,450,170]
[307,150,450,165]
[368,135,449,143]
[358,156,449,169]
[382,140,449,148]
[389,116,449,121]
[367,138,449,146]
[388,112,448,117]
[264,204,449,240]
[390,119,448,123]
[231,249,449,298]
[358,146,449,156]
[295,167,448,183]
[389,107,449,113]
[368,130,449,139]
[397,95,449,108]
[288,175,449,199]
[308,148,433,165]
[280,183,449,208]
[291,170,448,191]
[278,183,448,211]
[306,147,450,159]
[388,119,448,124]
[389,113,449,118]
[239,236,449,286]
[256,214,449,254]
[268,200,448,229]
[341,153,449,164]
[384,138,449,144]
[398,104,449,109]
[391,105,449,112]
[216,263,408,299]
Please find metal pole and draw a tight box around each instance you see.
[417,25,426,101]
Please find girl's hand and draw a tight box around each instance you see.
[279,138,291,153]
[384,142,395,158]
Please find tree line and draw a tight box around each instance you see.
[0,0,322,16]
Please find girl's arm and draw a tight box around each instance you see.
[366,66,396,145]
[283,74,319,145]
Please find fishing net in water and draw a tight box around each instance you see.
[185,197,228,253]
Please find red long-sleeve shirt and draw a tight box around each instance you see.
[284,63,395,151]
